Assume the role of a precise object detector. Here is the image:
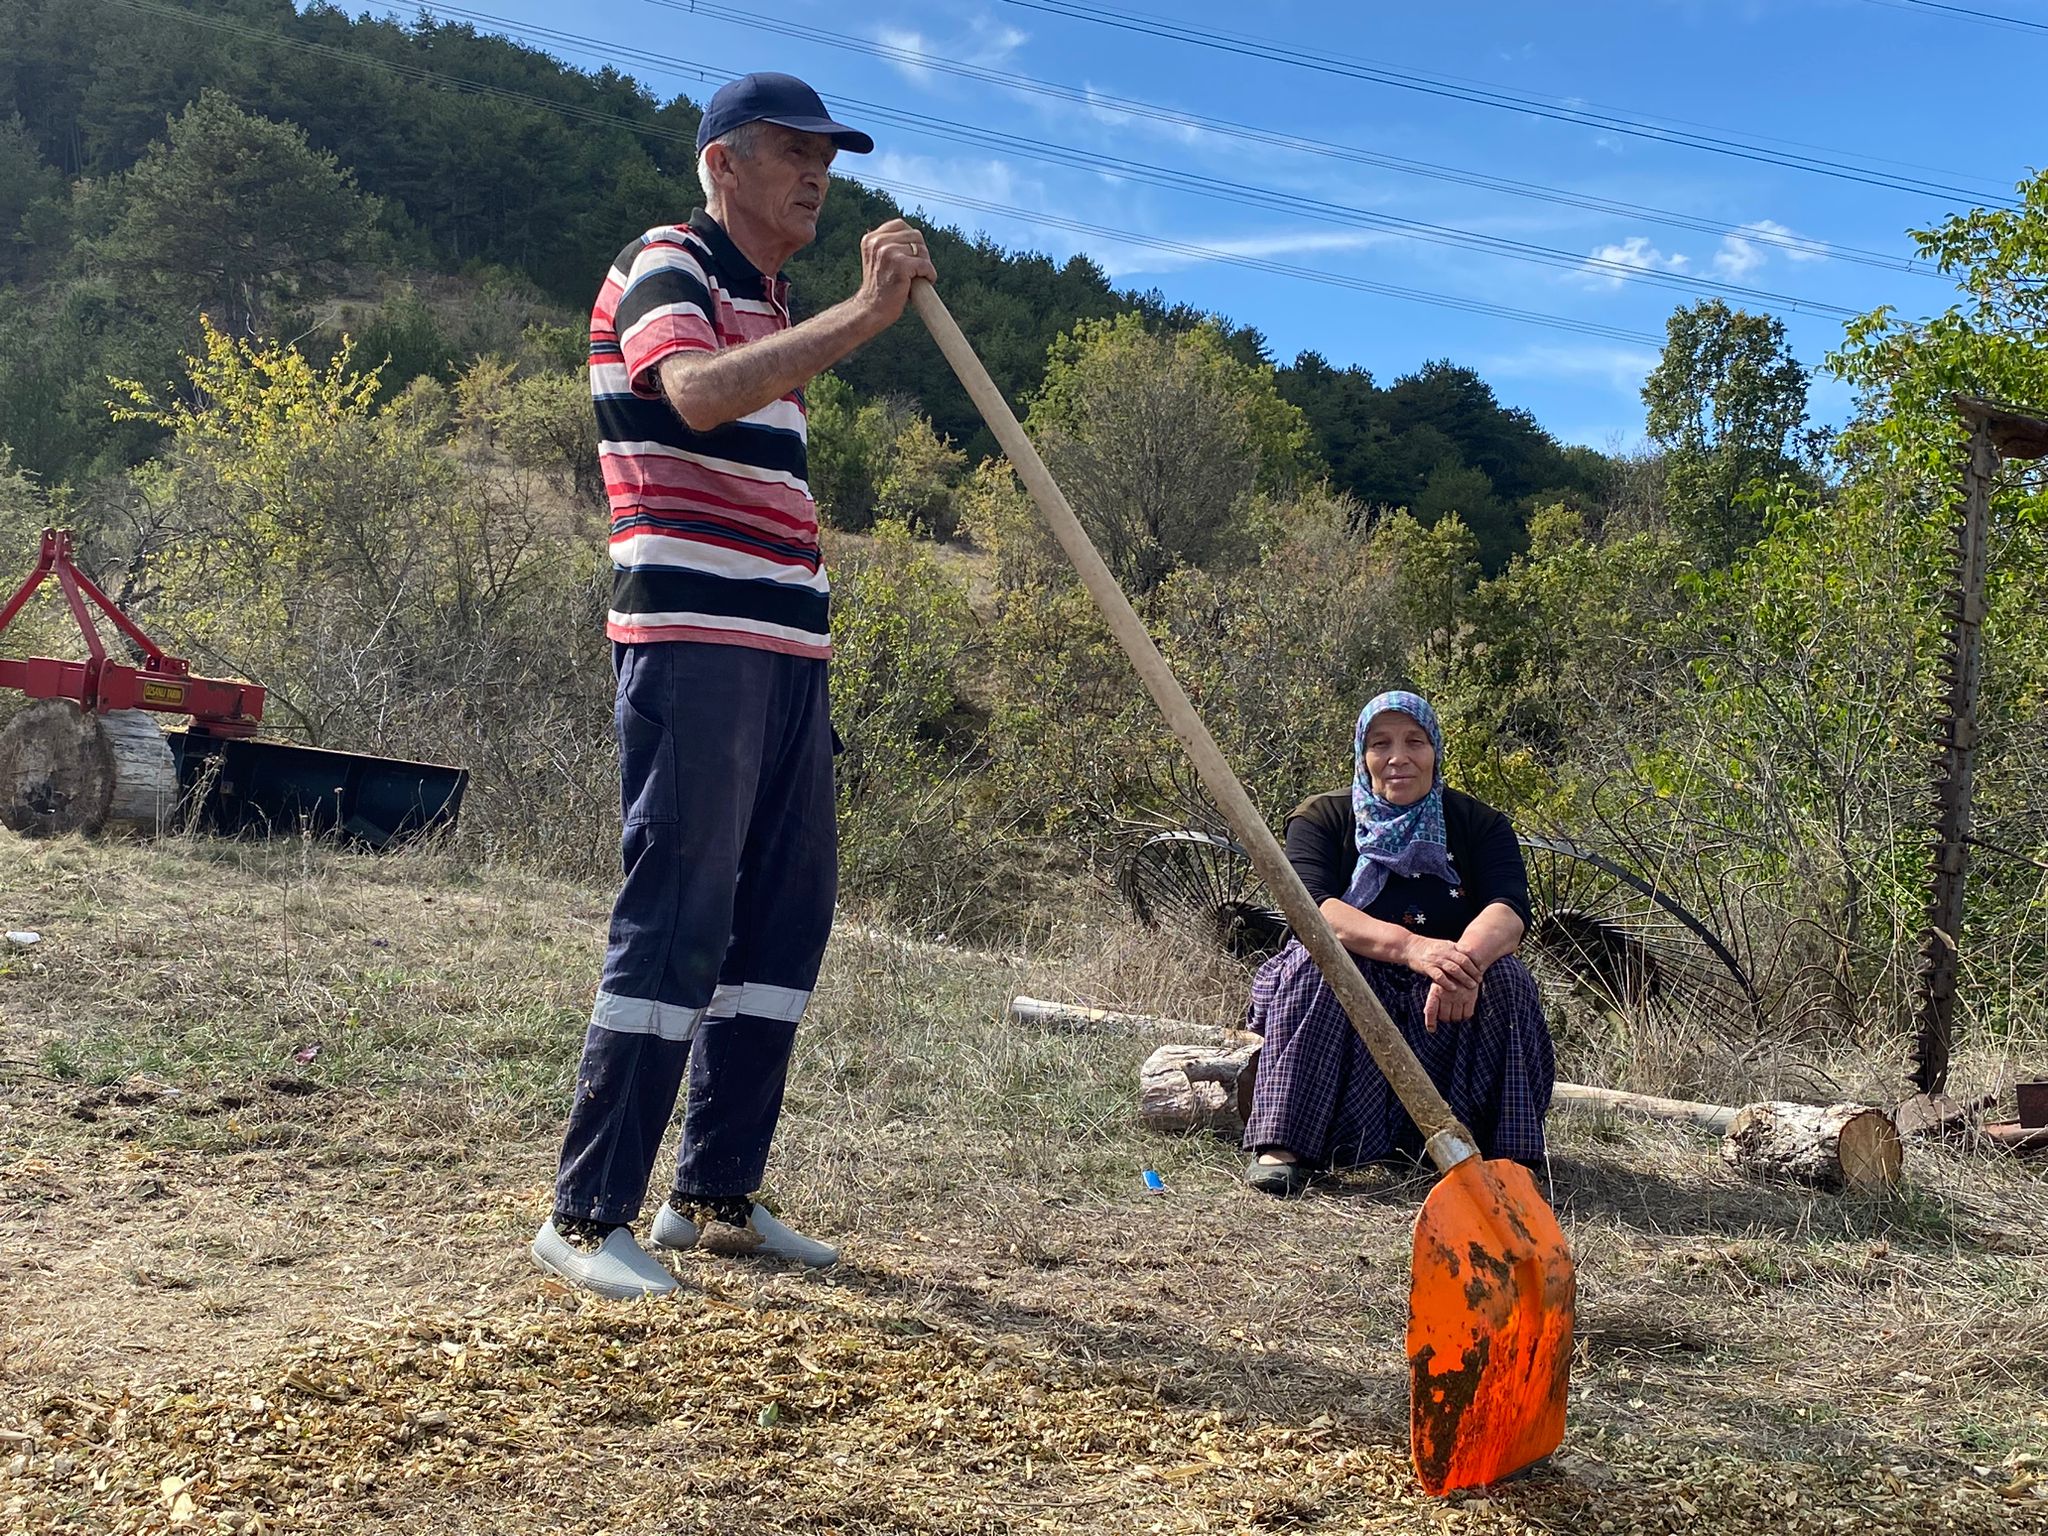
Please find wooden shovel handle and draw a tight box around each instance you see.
[909,281,1477,1168]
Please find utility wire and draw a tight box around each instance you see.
[1867,0,2048,34]
[105,0,1672,347]
[852,175,1668,346]
[991,0,2018,205]
[402,2,1864,317]
[985,0,1996,185]
[621,0,1935,280]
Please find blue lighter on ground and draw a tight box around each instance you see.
[1142,1169,1166,1194]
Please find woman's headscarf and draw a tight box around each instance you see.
[1346,690,1461,908]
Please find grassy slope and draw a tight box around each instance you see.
[0,834,2044,1534]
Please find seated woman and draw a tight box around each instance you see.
[1243,690,1554,1197]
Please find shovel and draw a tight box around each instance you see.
[909,280,1574,1493]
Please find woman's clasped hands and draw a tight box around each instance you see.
[1404,933,1485,1031]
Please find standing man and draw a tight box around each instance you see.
[533,73,937,1298]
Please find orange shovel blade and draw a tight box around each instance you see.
[1407,1157,1575,1494]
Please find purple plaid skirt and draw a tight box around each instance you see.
[1242,943,1554,1166]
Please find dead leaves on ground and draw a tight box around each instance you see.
[1,1284,2035,1535]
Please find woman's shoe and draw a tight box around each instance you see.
[1245,1157,1317,1198]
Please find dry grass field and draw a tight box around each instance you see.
[2,834,2046,1534]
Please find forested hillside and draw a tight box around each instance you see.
[0,0,1603,557]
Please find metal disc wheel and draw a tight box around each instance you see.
[1117,830,1288,961]
[1517,833,1766,1042]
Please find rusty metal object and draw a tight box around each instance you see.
[1910,398,2048,1096]
[2017,1082,2048,1131]
[1892,1090,1997,1141]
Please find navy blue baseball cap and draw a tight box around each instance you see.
[696,72,875,156]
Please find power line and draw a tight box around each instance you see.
[982,0,1996,186]
[1865,0,2048,34]
[624,0,1936,282]
[101,0,1674,348]
[395,2,1863,319]
[991,0,2019,205]
[853,175,1668,347]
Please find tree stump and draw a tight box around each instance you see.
[1138,1038,1260,1137]
[1719,1101,1904,1193]
[0,700,176,837]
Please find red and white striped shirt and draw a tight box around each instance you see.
[589,210,829,657]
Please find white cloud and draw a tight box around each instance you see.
[874,16,1028,86]
[876,27,937,86]
[1079,84,1205,146]
[1712,218,1831,280]
[971,21,1030,64]
[1741,217,1829,263]
[1578,235,1690,289]
[851,151,1071,258]
[1481,342,1661,396]
[1712,231,1765,280]
[863,149,1038,211]
[1095,227,1401,278]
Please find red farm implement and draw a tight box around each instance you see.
[0,527,467,846]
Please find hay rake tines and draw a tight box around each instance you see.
[1118,829,1288,961]
[1516,833,1766,1041]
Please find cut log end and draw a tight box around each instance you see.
[0,700,174,838]
[1138,1041,1260,1138]
[1721,1102,1904,1193]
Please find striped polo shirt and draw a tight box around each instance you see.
[589,209,829,657]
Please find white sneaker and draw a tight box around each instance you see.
[531,1218,678,1299]
[651,1200,839,1268]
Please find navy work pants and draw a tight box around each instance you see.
[552,641,837,1224]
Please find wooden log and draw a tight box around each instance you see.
[1720,1101,1904,1192]
[100,708,176,832]
[0,700,174,837]
[1138,1040,1260,1136]
[1551,1082,1738,1133]
[1010,995,1246,1047]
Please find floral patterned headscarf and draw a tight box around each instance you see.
[1346,690,1461,908]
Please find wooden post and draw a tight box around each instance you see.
[1549,1082,1738,1133]
[1008,995,1245,1046]
[1911,412,1995,1096]
[1908,399,2048,1097]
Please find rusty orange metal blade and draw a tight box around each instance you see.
[1408,1157,1575,1493]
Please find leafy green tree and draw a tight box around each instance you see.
[351,286,457,387]
[1412,458,1516,573]
[1027,313,1311,590]
[94,90,378,336]
[0,114,65,283]
[806,373,891,533]
[827,522,982,920]
[1642,299,1812,563]
[876,413,967,540]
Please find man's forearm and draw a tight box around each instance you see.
[661,297,882,431]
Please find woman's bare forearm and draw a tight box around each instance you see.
[1457,902,1526,970]
[1318,897,1417,964]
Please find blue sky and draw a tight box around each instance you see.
[378,0,2043,449]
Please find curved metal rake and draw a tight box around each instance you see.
[1118,828,1290,960]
